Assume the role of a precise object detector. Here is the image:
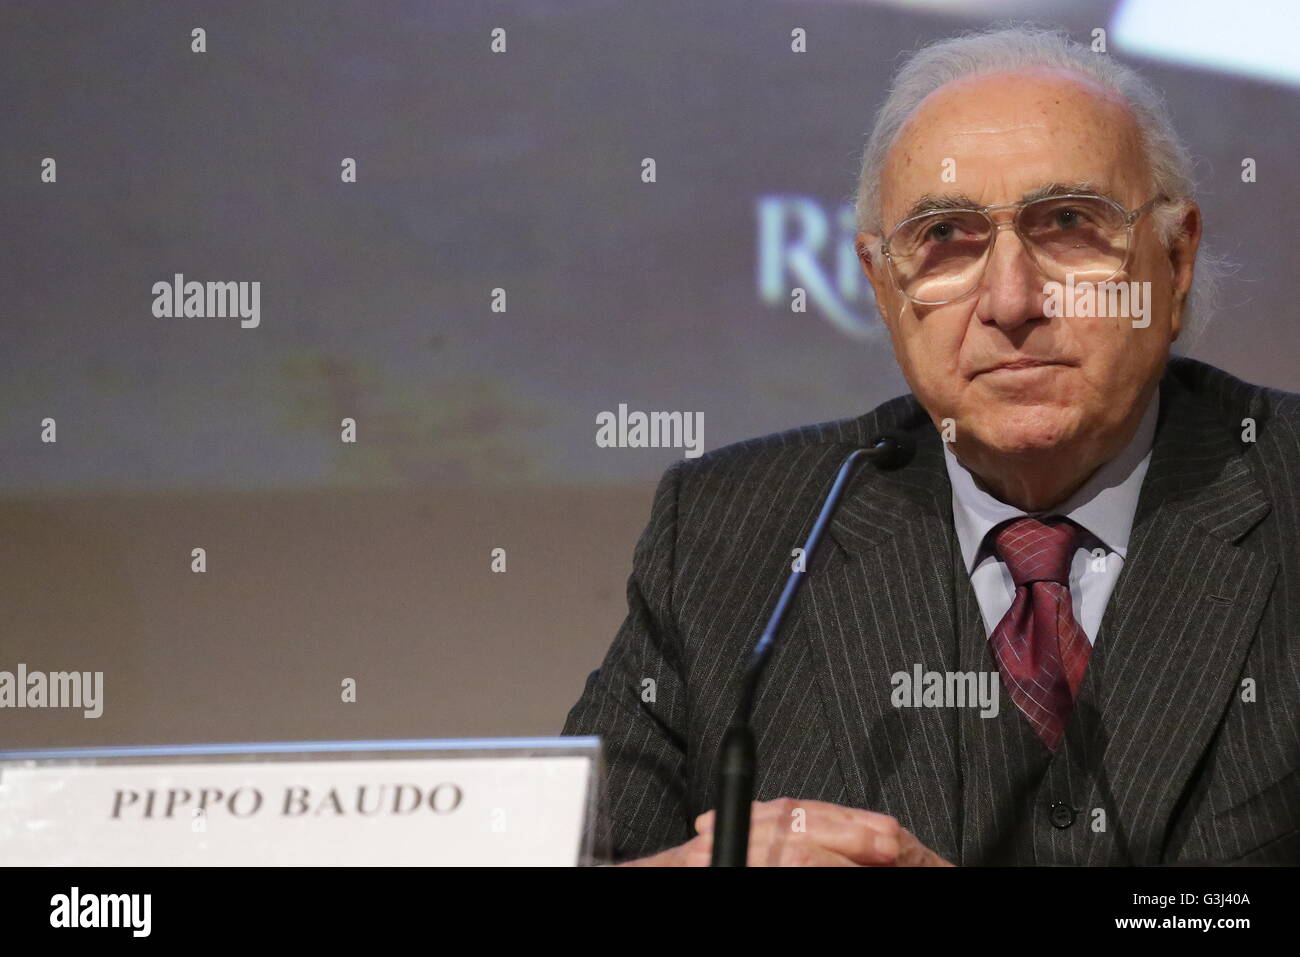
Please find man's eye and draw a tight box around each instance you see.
[1054,208,1083,228]
[926,221,956,242]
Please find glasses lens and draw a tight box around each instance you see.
[888,210,992,303]
[1018,196,1129,283]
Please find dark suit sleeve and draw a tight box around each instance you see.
[562,460,693,862]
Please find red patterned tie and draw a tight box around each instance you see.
[988,516,1092,752]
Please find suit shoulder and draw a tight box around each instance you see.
[1168,357,1300,453]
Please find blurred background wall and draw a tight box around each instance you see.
[2,0,1297,748]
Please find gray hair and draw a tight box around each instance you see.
[853,25,1225,349]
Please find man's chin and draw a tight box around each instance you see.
[964,410,1079,458]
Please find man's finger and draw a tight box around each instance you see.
[687,823,862,867]
[696,797,897,837]
[749,797,899,835]
[743,815,885,866]
[697,802,901,865]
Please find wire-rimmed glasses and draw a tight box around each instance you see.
[877,192,1163,306]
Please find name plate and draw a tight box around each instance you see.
[0,738,602,866]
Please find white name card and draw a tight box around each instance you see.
[0,738,602,866]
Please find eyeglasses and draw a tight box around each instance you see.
[877,192,1163,306]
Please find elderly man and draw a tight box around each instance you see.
[563,27,1300,865]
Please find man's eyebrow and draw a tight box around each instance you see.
[898,192,982,220]
[894,181,1108,223]
[1020,181,1104,202]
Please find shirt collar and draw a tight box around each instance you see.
[943,389,1160,574]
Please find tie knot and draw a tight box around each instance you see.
[992,516,1079,587]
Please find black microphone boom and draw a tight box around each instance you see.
[710,430,915,867]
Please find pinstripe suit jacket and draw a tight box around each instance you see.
[563,357,1300,864]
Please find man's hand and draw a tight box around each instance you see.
[619,798,954,866]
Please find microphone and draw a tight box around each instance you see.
[710,430,915,867]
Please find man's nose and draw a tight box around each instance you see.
[973,223,1046,331]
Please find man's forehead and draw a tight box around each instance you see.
[910,65,1131,119]
[878,69,1144,224]
[888,67,1139,160]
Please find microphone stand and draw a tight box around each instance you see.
[710,433,911,867]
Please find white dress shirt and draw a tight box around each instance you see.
[942,392,1159,645]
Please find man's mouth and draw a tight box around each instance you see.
[975,358,1069,377]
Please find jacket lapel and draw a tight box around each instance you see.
[795,404,966,860]
[1061,368,1277,863]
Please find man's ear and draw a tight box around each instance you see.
[1166,201,1202,340]
[855,230,894,325]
